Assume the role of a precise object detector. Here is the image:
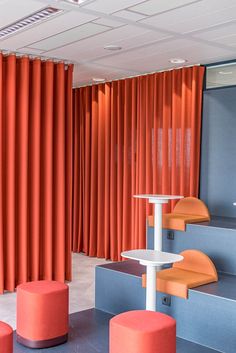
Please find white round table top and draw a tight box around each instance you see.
[134,194,184,201]
[121,249,184,266]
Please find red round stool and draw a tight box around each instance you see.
[16,280,69,348]
[110,310,176,353]
[0,321,13,353]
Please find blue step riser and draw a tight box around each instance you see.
[147,226,236,275]
[95,266,236,353]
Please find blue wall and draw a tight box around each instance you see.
[200,86,236,217]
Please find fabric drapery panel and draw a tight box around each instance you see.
[0,54,73,293]
[73,66,205,261]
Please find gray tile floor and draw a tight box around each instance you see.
[0,253,110,329]
[13,309,221,353]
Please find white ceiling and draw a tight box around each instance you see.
[0,0,236,86]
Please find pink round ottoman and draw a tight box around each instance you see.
[110,310,176,353]
[0,321,13,353]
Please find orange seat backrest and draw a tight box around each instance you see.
[173,249,218,280]
[173,197,210,218]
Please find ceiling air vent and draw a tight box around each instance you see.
[0,7,62,40]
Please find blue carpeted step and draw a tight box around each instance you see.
[147,215,236,275]
[95,261,236,353]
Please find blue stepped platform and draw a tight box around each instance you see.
[95,216,236,352]
[95,261,236,353]
[147,215,236,275]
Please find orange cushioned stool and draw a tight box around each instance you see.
[0,321,13,353]
[110,310,176,353]
[16,280,69,349]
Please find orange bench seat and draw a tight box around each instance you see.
[148,197,210,231]
[142,250,218,299]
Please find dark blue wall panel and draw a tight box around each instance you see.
[200,87,236,217]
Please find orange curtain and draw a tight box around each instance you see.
[0,54,73,293]
[72,66,205,261]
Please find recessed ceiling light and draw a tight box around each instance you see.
[104,45,122,51]
[218,71,233,75]
[63,0,91,4]
[169,58,187,64]
[0,7,62,39]
[92,78,106,83]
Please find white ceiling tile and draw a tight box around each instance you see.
[73,62,139,86]
[91,38,194,67]
[30,22,110,51]
[113,9,146,21]
[213,34,236,47]
[169,8,236,34]
[140,0,236,34]
[83,0,146,14]
[193,23,236,41]
[0,0,45,28]
[18,47,43,55]
[93,18,124,28]
[45,25,171,62]
[0,11,97,51]
[91,39,234,71]
[129,0,200,16]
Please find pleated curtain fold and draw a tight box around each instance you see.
[72,66,205,261]
[0,54,73,293]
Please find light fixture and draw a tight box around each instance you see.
[0,7,62,39]
[62,0,91,4]
[92,78,106,83]
[218,71,233,75]
[169,58,187,64]
[104,45,122,51]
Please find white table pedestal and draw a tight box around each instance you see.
[145,264,157,311]
[134,194,183,251]
[122,250,183,311]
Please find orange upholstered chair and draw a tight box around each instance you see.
[16,280,69,348]
[143,250,218,299]
[0,321,13,353]
[148,197,210,231]
[110,310,176,353]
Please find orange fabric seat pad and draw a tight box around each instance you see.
[142,268,217,299]
[148,213,210,230]
[17,280,68,341]
[110,310,176,353]
[0,321,13,353]
[148,197,210,231]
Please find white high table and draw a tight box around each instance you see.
[134,194,184,251]
[122,249,183,311]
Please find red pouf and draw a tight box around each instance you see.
[17,280,69,348]
[110,310,176,353]
[0,321,13,353]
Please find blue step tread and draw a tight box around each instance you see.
[188,215,236,231]
[147,216,236,275]
[148,215,236,231]
[14,308,221,353]
[99,260,236,301]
